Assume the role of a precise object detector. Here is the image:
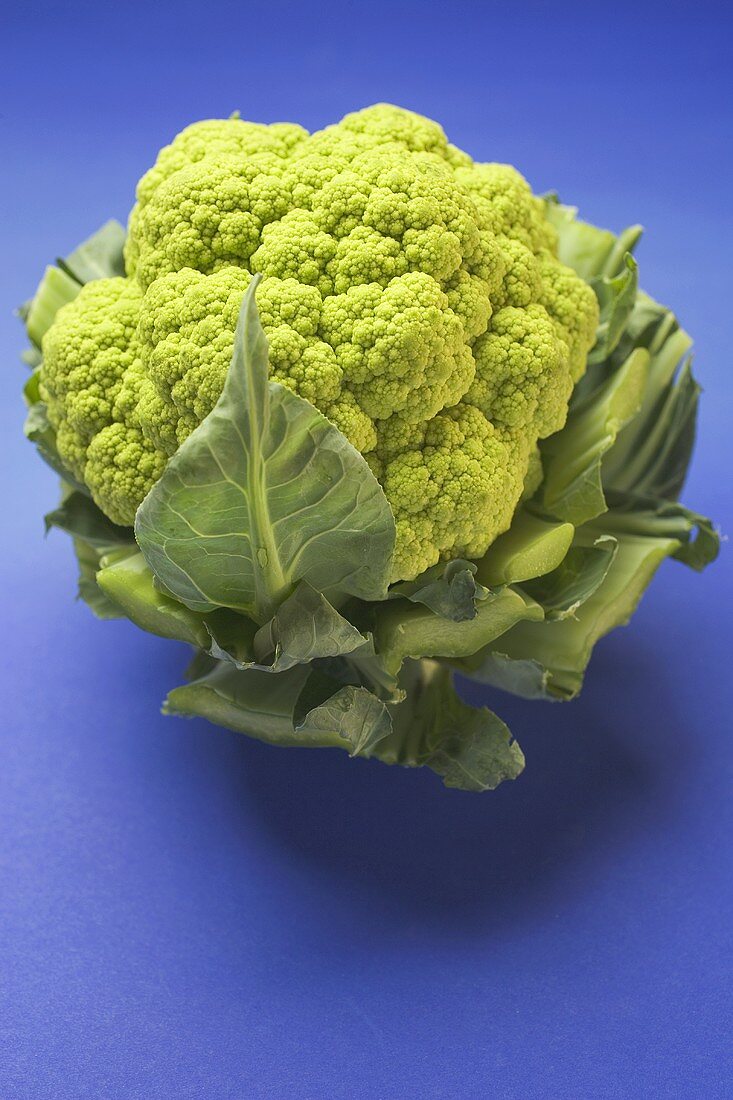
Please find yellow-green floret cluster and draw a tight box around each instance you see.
[40,104,599,581]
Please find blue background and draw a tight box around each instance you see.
[2,2,731,1096]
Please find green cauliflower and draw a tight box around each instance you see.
[39,103,598,582]
[22,104,718,793]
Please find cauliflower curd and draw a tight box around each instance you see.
[40,104,599,581]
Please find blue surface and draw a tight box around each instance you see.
[2,3,731,1096]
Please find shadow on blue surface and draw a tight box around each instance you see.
[172,638,675,930]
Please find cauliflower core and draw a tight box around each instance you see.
[41,104,598,582]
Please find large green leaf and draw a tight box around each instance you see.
[135,277,395,623]
[165,655,523,792]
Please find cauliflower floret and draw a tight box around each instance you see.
[302,103,454,166]
[456,162,558,254]
[250,210,338,295]
[335,103,452,158]
[125,117,307,275]
[131,156,292,289]
[135,267,250,444]
[85,421,166,527]
[493,236,543,309]
[380,403,523,578]
[539,255,600,381]
[41,277,143,482]
[135,118,307,209]
[325,391,378,453]
[320,273,474,423]
[469,304,574,439]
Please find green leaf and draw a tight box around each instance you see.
[296,685,392,756]
[604,358,700,501]
[370,661,525,792]
[540,347,650,525]
[610,290,691,384]
[24,401,88,491]
[45,489,133,550]
[251,581,368,671]
[204,581,368,673]
[21,221,126,348]
[587,253,639,366]
[601,292,698,501]
[475,508,575,587]
[459,651,552,700]
[42,485,132,621]
[165,656,391,756]
[480,517,689,699]
[23,368,42,404]
[521,536,617,620]
[388,558,489,622]
[373,585,544,676]
[166,662,356,749]
[72,538,125,620]
[165,655,523,791]
[22,346,42,369]
[668,504,719,570]
[56,219,126,284]
[201,610,260,667]
[135,277,395,623]
[455,536,617,690]
[547,200,643,281]
[96,549,212,647]
[593,491,719,572]
[24,266,83,347]
[319,635,405,704]
[184,650,219,682]
[97,550,376,674]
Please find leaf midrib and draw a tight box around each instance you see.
[240,286,287,620]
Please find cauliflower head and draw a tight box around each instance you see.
[40,104,598,581]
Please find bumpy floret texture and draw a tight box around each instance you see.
[41,104,599,579]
